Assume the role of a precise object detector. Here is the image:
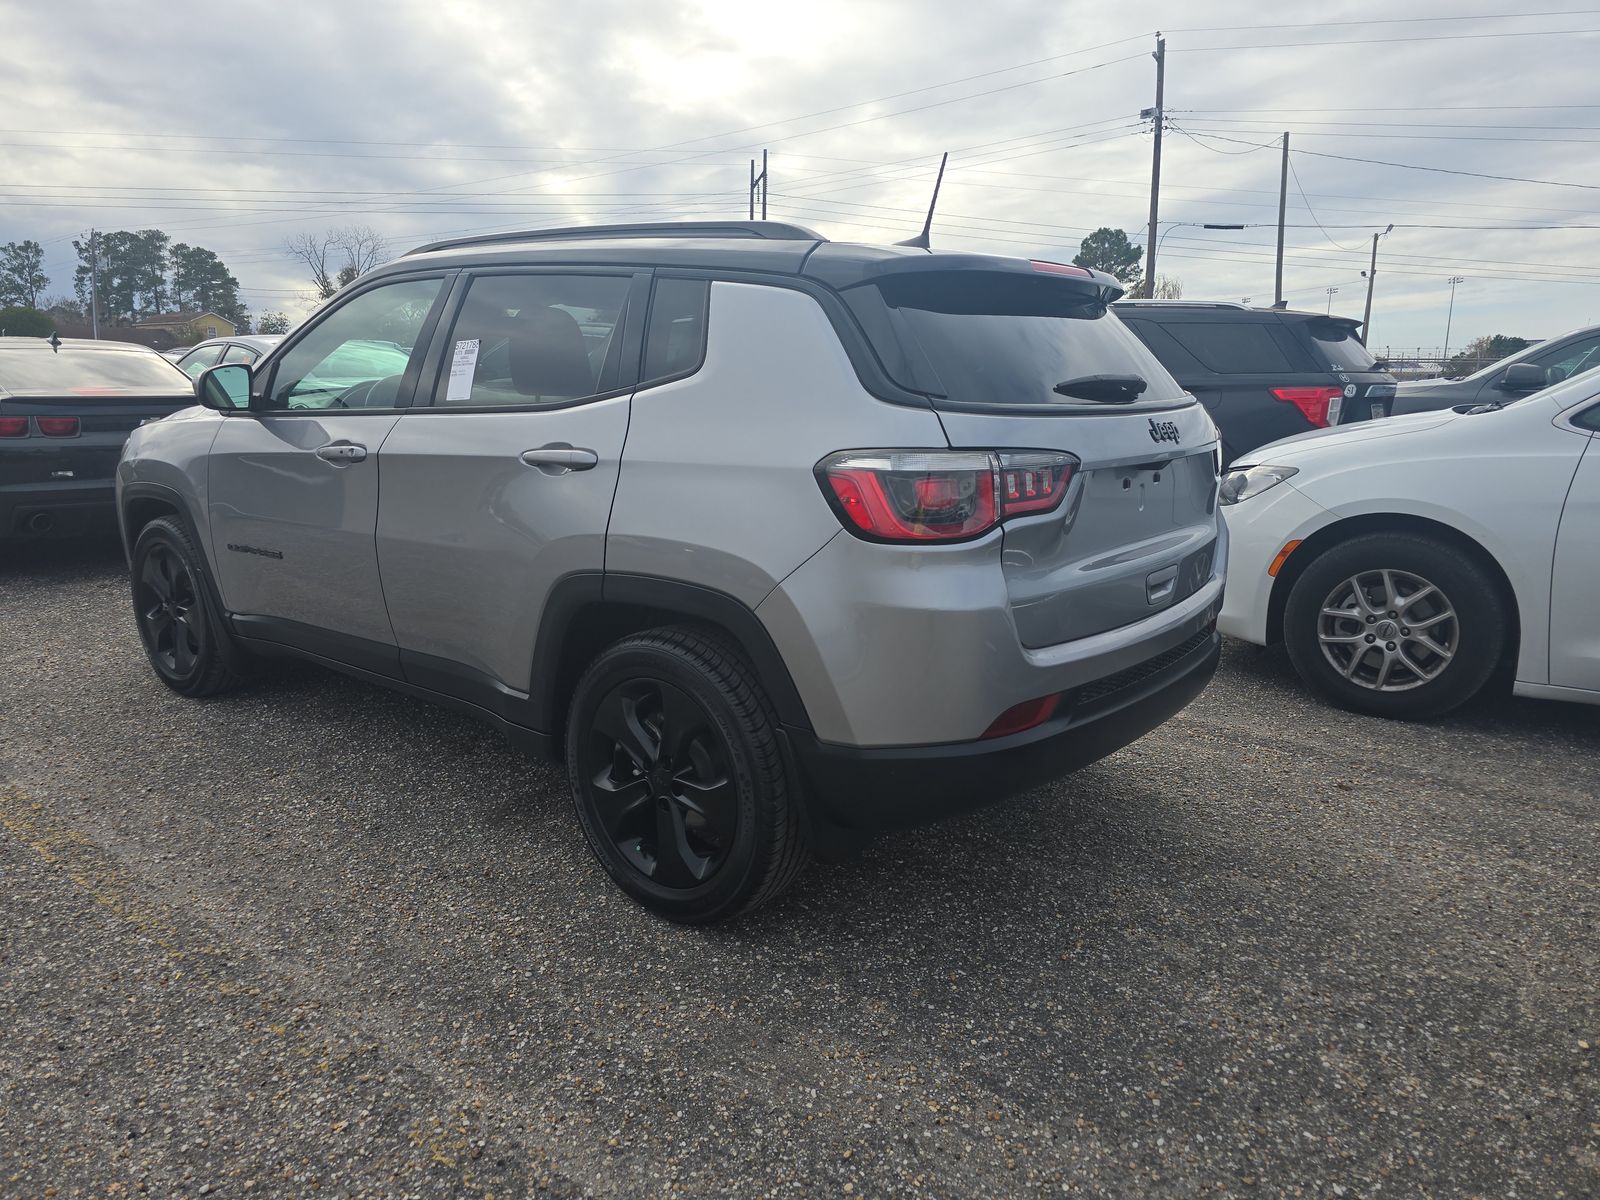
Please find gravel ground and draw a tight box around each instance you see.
[1,536,1595,1199]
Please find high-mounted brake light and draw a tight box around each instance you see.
[1271,385,1343,429]
[36,415,79,437]
[1030,260,1092,278]
[0,416,27,437]
[817,449,1078,543]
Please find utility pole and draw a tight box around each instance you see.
[1141,33,1165,297]
[1443,276,1466,361]
[1274,133,1289,307]
[1360,222,1394,345]
[748,151,768,221]
[89,229,100,340]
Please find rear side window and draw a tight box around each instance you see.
[842,271,1187,409]
[642,277,709,384]
[1162,322,1295,373]
[1304,320,1377,371]
[438,273,631,407]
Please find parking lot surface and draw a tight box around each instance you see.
[1,537,1595,1198]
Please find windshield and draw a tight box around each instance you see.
[1305,320,1377,372]
[0,346,191,393]
[843,271,1188,410]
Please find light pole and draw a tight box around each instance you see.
[1325,286,1339,314]
[1360,222,1394,345]
[1443,276,1466,361]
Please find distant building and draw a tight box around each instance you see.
[134,311,236,343]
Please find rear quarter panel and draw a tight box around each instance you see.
[606,280,949,606]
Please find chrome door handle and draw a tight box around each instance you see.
[520,445,599,473]
[315,442,367,464]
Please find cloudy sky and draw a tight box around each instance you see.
[2,0,1596,350]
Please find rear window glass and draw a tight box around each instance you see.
[1305,320,1377,371]
[843,272,1187,409]
[1162,322,1294,373]
[0,346,190,393]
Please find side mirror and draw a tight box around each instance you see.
[1496,362,1546,393]
[196,362,252,411]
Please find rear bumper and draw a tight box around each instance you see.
[0,477,115,537]
[786,627,1220,831]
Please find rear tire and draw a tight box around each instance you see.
[565,626,809,923]
[1283,531,1506,719]
[130,516,245,698]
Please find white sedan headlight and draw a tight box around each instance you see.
[1219,464,1298,506]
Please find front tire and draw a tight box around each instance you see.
[1283,531,1507,719]
[130,516,244,698]
[565,627,809,922]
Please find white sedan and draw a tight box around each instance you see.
[1218,370,1600,718]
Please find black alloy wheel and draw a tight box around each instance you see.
[130,516,244,697]
[581,678,739,887]
[565,627,809,922]
[136,541,204,678]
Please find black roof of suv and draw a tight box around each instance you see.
[1114,300,1399,465]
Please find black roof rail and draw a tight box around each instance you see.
[406,220,827,257]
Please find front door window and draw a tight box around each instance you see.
[267,278,444,410]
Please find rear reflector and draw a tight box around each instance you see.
[0,416,26,437]
[1271,386,1343,429]
[817,449,1077,543]
[36,415,79,437]
[982,693,1062,739]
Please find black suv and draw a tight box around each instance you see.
[1115,301,1398,465]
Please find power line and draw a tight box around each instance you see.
[1171,26,1600,50]
[1178,129,1600,192]
[1166,9,1600,31]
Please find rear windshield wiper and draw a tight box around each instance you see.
[1052,373,1147,403]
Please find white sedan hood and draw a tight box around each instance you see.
[1243,410,1459,464]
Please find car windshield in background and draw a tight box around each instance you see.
[843,271,1186,410]
[0,347,191,393]
[1306,320,1378,372]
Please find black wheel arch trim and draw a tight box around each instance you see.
[526,572,814,737]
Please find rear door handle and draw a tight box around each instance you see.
[315,442,367,464]
[520,445,599,473]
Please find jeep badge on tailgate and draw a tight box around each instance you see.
[1148,418,1181,445]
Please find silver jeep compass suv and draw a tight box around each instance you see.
[117,221,1225,922]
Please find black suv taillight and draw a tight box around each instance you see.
[817,449,1077,543]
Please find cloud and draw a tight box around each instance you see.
[2,0,1597,345]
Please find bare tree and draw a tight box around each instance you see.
[1152,274,1183,299]
[285,225,391,301]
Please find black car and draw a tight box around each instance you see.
[1114,301,1398,465]
[1389,324,1600,416]
[0,337,196,538]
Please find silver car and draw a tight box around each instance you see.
[168,334,285,378]
[116,221,1225,921]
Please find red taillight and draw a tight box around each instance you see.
[823,451,998,542]
[818,450,1077,543]
[1271,386,1343,429]
[998,452,1074,516]
[0,416,27,437]
[982,693,1062,739]
[36,415,79,437]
